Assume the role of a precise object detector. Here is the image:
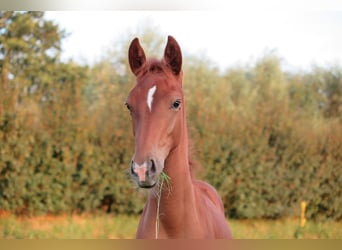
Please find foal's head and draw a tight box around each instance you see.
[126,36,184,188]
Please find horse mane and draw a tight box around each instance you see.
[188,125,203,178]
[135,58,177,79]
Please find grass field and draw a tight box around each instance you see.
[0,213,341,239]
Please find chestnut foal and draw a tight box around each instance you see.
[126,36,232,239]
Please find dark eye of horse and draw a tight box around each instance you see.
[125,103,131,112]
[172,100,181,110]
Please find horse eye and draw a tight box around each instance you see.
[172,100,181,110]
[125,103,131,111]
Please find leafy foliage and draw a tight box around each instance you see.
[0,12,341,221]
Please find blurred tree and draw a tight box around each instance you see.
[253,51,285,101]
[289,66,342,119]
[223,67,252,106]
[0,11,65,112]
[318,66,342,118]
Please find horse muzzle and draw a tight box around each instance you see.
[130,159,157,188]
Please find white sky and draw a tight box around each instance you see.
[45,10,342,72]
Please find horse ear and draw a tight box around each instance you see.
[164,36,182,75]
[128,38,146,76]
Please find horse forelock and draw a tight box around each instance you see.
[135,58,180,80]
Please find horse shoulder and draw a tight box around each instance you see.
[193,179,225,213]
[193,179,233,238]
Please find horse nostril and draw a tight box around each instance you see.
[130,161,136,175]
[150,159,156,173]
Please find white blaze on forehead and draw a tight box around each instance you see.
[147,85,157,112]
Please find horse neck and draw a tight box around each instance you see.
[164,105,192,191]
[149,106,198,225]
